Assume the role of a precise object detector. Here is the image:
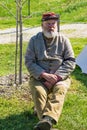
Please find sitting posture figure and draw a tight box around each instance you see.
[25,12,76,130]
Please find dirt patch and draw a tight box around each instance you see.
[0,73,32,100]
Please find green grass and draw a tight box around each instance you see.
[70,38,87,57]
[0,38,87,129]
[0,43,27,76]
[0,38,87,76]
[56,65,87,130]
[0,1,87,128]
[0,77,87,130]
[0,0,87,28]
[0,95,38,130]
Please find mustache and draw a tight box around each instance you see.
[43,30,58,38]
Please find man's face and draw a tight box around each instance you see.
[42,19,58,38]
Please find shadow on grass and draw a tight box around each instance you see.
[0,110,38,130]
[71,65,87,88]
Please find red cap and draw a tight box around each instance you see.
[42,12,59,21]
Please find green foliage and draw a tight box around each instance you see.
[0,0,87,28]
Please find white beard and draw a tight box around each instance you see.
[43,30,58,38]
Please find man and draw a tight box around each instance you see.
[25,12,76,130]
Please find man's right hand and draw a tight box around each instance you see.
[40,72,62,89]
[43,81,53,90]
[40,72,58,84]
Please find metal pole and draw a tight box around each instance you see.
[19,0,23,84]
[15,0,19,84]
[28,0,30,15]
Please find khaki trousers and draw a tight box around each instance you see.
[29,77,71,123]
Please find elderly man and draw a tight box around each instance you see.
[25,12,76,130]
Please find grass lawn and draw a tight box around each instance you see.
[0,38,87,130]
[0,43,27,76]
[0,0,87,29]
[0,38,87,76]
[0,0,87,129]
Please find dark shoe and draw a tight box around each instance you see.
[34,119,52,130]
[34,125,40,130]
[43,116,56,125]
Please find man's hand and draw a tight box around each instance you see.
[40,72,58,84]
[43,81,53,90]
[40,72,62,89]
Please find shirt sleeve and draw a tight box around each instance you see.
[54,36,76,79]
[25,38,45,79]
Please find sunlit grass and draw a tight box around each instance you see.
[0,5,87,127]
[0,0,87,28]
[0,43,27,76]
[0,38,87,76]
[0,38,87,130]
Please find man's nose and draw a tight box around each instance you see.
[48,23,54,26]
[48,23,55,28]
